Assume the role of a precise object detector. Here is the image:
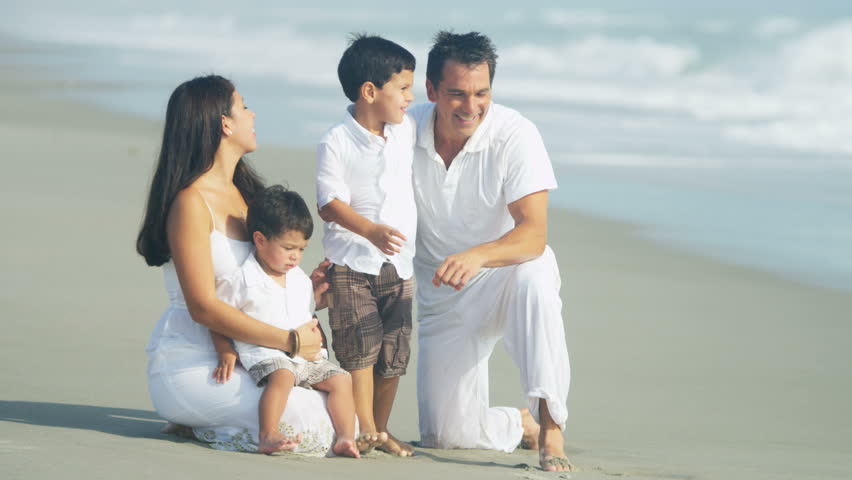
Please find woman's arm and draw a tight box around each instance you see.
[166,188,321,357]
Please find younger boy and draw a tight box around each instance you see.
[211,185,381,457]
[315,35,417,456]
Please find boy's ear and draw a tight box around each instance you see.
[360,81,377,104]
[252,230,266,247]
[426,79,437,102]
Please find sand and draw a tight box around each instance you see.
[1,41,851,480]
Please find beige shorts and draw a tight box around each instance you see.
[248,356,348,388]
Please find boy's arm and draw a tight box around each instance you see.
[211,275,242,384]
[210,331,238,384]
[319,199,406,256]
[316,141,406,256]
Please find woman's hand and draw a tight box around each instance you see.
[310,259,332,310]
[294,318,323,361]
[213,349,238,384]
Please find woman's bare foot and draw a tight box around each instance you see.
[257,431,301,454]
[539,427,573,472]
[332,438,361,458]
[519,408,540,450]
[356,432,387,454]
[376,432,415,457]
[160,422,196,439]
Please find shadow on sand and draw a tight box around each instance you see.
[0,400,169,440]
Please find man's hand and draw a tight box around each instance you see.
[432,249,486,290]
[213,349,238,384]
[367,224,407,256]
[310,259,332,310]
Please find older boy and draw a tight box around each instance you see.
[315,35,417,456]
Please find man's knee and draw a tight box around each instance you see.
[510,247,560,297]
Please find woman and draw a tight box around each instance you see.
[137,75,334,455]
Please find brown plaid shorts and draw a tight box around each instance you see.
[327,262,413,376]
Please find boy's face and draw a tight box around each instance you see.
[254,229,308,276]
[373,69,414,125]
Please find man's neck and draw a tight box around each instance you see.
[433,122,470,170]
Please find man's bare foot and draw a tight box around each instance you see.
[519,408,540,450]
[332,438,361,458]
[539,426,573,472]
[257,431,301,454]
[160,422,196,439]
[376,432,415,457]
[356,432,387,454]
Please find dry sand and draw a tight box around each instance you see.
[1,47,851,480]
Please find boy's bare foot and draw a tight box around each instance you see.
[539,427,573,472]
[376,432,415,457]
[161,422,196,439]
[519,408,540,450]
[257,431,301,454]
[356,432,387,454]
[332,438,361,458]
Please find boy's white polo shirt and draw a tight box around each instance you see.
[316,105,417,279]
[217,253,325,368]
[408,102,557,274]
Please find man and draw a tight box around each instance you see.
[407,31,572,472]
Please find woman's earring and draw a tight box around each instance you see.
[225,129,233,136]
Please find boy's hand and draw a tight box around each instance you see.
[213,350,238,384]
[367,224,407,256]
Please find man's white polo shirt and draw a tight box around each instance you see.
[316,105,417,279]
[408,102,557,273]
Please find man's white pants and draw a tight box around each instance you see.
[415,246,570,452]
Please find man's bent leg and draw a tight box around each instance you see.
[502,246,570,430]
[416,281,524,452]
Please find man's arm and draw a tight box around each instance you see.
[432,190,549,290]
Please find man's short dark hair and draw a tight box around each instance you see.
[426,31,498,89]
[337,34,416,102]
[247,185,313,241]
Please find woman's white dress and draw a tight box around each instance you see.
[145,230,335,456]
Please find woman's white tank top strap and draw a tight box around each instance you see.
[161,190,253,309]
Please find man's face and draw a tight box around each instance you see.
[427,60,492,142]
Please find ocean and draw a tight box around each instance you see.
[3,0,851,291]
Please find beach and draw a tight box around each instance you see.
[2,48,852,480]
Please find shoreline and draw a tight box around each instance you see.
[2,38,852,480]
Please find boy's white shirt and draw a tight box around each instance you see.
[315,105,417,279]
[216,252,328,370]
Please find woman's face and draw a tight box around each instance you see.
[223,90,257,154]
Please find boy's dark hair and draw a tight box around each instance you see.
[247,185,313,241]
[426,31,498,89]
[337,34,416,102]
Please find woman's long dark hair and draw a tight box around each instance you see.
[136,75,264,266]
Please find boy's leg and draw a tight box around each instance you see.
[350,367,378,433]
[313,371,361,458]
[327,265,385,449]
[374,375,413,456]
[258,369,299,454]
[373,267,414,456]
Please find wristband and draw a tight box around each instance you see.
[291,330,301,357]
